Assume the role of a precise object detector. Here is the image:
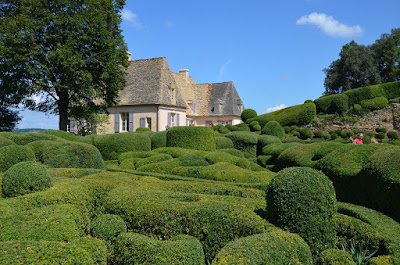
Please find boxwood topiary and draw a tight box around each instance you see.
[261,121,285,139]
[1,161,52,198]
[266,167,337,255]
[375,132,386,139]
[376,127,387,133]
[0,145,36,172]
[230,123,250,131]
[0,136,15,148]
[360,96,389,111]
[256,135,281,155]
[387,131,399,140]
[167,126,216,151]
[215,136,234,149]
[225,132,258,158]
[353,104,362,113]
[0,132,58,145]
[150,131,167,150]
[241,109,257,122]
[315,248,353,265]
[211,229,312,265]
[91,214,127,241]
[299,128,313,140]
[314,93,349,114]
[93,133,151,160]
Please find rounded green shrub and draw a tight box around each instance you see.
[387,131,399,140]
[261,121,285,139]
[252,125,261,131]
[93,133,151,160]
[353,104,362,113]
[283,126,291,134]
[91,214,127,241]
[0,136,15,148]
[360,96,389,111]
[375,132,386,139]
[215,136,234,149]
[27,140,104,169]
[212,229,312,265]
[241,109,257,122]
[315,94,349,114]
[0,145,36,172]
[167,126,216,151]
[41,130,80,141]
[225,132,258,158]
[256,135,281,155]
[136,127,151,132]
[230,123,250,132]
[1,161,52,198]
[217,125,230,134]
[304,99,313,103]
[330,132,338,140]
[0,132,58,145]
[376,127,387,133]
[266,167,337,255]
[315,249,353,265]
[299,128,313,140]
[150,131,167,150]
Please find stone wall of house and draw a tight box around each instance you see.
[312,103,400,133]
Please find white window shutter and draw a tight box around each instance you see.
[129,112,134,132]
[115,113,120,133]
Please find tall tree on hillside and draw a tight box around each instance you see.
[372,28,400,83]
[323,41,381,94]
[0,0,129,131]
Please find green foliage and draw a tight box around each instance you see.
[360,96,389,111]
[117,151,157,165]
[315,93,349,114]
[212,230,312,265]
[0,238,107,265]
[354,104,363,113]
[376,127,387,133]
[266,167,337,255]
[387,131,398,139]
[2,161,52,198]
[0,136,15,148]
[93,133,151,160]
[380,81,400,99]
[241,109,257,122]
[369,255,395,265]
[217,148,245,158]
[261,142,303,165]
[27,140,104,169]
[112,233,205,265]
[167,126,216,151]
[298,128,313,140]
[204,151,250,169]
[375,132,386,139]
[42,130,81,141]
[0,132,58,145]
[256,135,282,155]
[216,124,231,134]
[330,132,338,140]
[215,136,234,149]
[250,103,317,127]
[136,127,152,132]
[316,249,353,265]
[150,131,167,150]
[261,120,285,139]
[230,123,250,131]
[342,240,378,265]
[91,214,126,241]
[0,145,36,172]
[225,132,258,158]
[47,168,103,179]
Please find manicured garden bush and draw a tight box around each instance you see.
[360,96,389,111]
[375,132,386,139]
[315,248,353,265]
[380,81,400,99]
[0,132,58,145]
[27,140,104,169]
[204,151,250,169]
[330,132,338,140]
[241,108,257,122]
[376,127,387,133]
[42,130,80,141]
[261,121,285,139]
[225,132,258,158]
[0,145,36,172]
[136,127,152,132]
[256,135,281,155]
[150,131,167,149]
[353,103,362,113]
[117,151,157,164]
[153,147,208,158]
[47,168,103,179]
[314,93,349,114]
[167,126,216,151]
[261,142,303,164]
[215,136,234,149]
[112,233,205,265]
[93,133,151,160]
[229,123,250,131]
[370,255,395,265]
[344,84,387,106]
[266,167,337,255]
[215,124,230,134]
[1,161,52,198]
[387,131,399,139]
[217,148,244,158]
[0,136,15,148]
[91,214,127,241]
[0,237,107,265]
[211,229,312,265]
[298,127,313,140]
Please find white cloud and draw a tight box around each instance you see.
[218,59,233,81]
[266,104,286,113]
[296,12,363,38]
[121,9,143,29]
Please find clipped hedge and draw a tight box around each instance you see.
[212,229,312,265]
[0,237,107,265]
[0,136,15,148]
[204,151,250,169]
[261,121,285,139]
[93,133,151,160]
[2,161,52,198]
[27,140,104,169]
[344,84,387,106]
[360,96,389,111]
[0,145,36,172]
[298,128,313,140]
[241,109,257,122]
[167,126,216,151]
[225,132,258,158]
[315,93,349,114]
[381,81,400,99]
[315,249,353,265]
[261,142,303,165]
[91,214,127,241]
[249,103,316,127]
[256,135,281,156]
[266,167,337,255]
[150,131,168,149]
[0,132,58,145]
[112,233,205,265]
[215,136,234,149]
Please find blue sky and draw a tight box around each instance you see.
[17,0,400,129]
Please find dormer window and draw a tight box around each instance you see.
[170,83,176,104]
[212,102,221,114]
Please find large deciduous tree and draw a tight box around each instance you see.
[0,0,129,131]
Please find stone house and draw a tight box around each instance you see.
[80,56,244,133]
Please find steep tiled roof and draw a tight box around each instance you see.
[206,82,243,116]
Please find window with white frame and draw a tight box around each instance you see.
[121,112,129,132]
[146,117,152,129]
[171,113,176,127]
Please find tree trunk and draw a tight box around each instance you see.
[58,99,69,131]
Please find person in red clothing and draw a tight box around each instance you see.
[350,133,364,144]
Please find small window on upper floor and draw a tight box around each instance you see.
[170,83,176,103]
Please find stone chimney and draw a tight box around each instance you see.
[179,69,189,80]
[127,52,132,62]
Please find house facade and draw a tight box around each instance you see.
[71,56,244,134]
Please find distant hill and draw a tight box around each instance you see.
[12,128,48,133]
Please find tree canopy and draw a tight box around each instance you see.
[0,0,129,131]
[324,28,400,95]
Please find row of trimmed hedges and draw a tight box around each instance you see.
[167,127,216,151]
